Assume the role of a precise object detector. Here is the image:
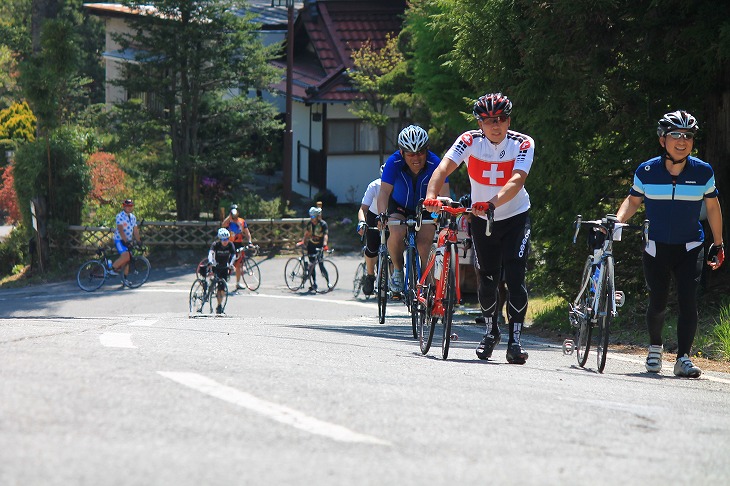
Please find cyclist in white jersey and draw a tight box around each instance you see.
[356,165,384,295]
[425,92,534,364]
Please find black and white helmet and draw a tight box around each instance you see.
[397,125,429,153]
[657,110,699,137]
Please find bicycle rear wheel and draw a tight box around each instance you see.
[441,250,456,360]
[315,259,339,293]
[77,260,106,292]
[377,251,389,323]
[210,279,228,313]
[241,259,261,291]
[353,262,366,298]
[596,258,614,373]
[575,257,593,367]
[284,258,305,291]
[189,279,207,314]
[125,255,151,288]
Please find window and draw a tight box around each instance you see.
[328,119,400,154]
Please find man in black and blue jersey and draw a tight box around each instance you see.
[616,110,724,378]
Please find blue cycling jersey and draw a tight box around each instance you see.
[381,150,445,211]
[629,156,718,244]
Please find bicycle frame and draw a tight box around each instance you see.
[565,213,649,372]
[418,208,466,317]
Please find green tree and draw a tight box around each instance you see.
[348,33,410,164]
[113,0,281,220]
[405,0,730,294]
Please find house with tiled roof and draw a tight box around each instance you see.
[276,0,407,202]
[85,0,408,204]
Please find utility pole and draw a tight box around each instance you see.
[284,0,294,202]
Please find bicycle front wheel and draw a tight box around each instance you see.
[575,257,593,368]
[441,250,457,360]
[596,258,614,373]
[77,260,106,292]
[125,256,151,288]
[241,259,261,291]
[377,251,389,324]
[418,281,436,355]
[284,258,305,291]
[315,259,339,293]
[353,262,366,298]
[406,246,419,338]
[189,279,207,314]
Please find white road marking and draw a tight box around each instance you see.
[158,371,390,446]
[99,332,136,348]
[127,319,158,327]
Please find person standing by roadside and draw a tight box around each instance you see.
[111,198,142,285]
[425,93,535,365]
[299,206,330,292]
[616,110,724,378]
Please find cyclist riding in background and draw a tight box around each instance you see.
[208,228,237,314]
[111,198,142,283]
[299,206,329,292]
[376,124,450,294]
[425,92,535,365]
[616,110,724,378]
[356,164,384,296]
[222,204,254,290]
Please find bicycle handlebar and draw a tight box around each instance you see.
[572,213,649,246]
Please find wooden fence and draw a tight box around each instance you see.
[67,218,310,253]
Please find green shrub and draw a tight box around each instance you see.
[0,224,28,277]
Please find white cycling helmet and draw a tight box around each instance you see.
[397,125,429,153]
[657,110,699,137]
[308,206,322,218]
[217,228,230,239]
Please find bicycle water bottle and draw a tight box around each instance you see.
[591,264,600,293]
[434,246,445,279]
[107,259,113,270]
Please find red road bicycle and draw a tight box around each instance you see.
[415,198,489,359]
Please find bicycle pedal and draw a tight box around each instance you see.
[615,290,625,307]
[562,339,575,355]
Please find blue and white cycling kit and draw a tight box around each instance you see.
[629,156,718,245]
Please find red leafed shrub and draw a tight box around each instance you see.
[87,152,126,204]
[0,164,21,224]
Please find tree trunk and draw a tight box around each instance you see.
[30,0,59,53]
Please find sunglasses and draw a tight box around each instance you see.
[221,238,229,242]
[403,149,427,156]
[666,131,695,140]
[480,115,509,124]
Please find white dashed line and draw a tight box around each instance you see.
[99,332,136,348]
[158,371,390,446]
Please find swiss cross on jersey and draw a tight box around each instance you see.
[467,156,514,186]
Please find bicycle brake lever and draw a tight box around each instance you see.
[572,215,582,244]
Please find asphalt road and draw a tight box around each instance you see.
[1,254,729,485]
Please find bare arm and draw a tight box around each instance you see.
[616,194,643,223]
[242,227,252,243]
[489,170,528,208]
[426,159,459,201]
[376,182,394,218]
[705,197,724,246]
[357,204,369,236]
